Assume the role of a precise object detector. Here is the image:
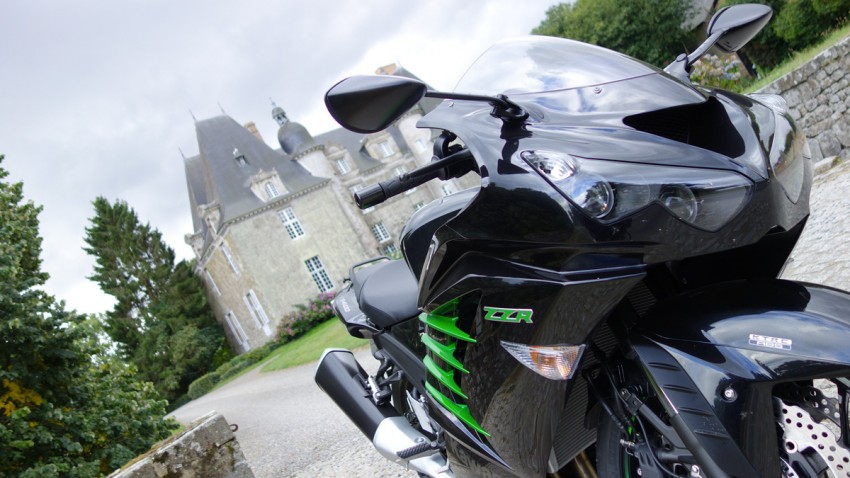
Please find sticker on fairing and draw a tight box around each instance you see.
[483,306,534,324]
[749,334,792,350]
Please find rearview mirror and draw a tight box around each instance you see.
[324,75,427,134]
[707,3,773,54]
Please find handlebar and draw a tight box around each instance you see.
[353,149,475,209]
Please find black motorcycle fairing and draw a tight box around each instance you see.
[631,280,850,476]
[401,188,478,279]
[416,252,644,476]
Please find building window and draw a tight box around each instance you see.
[383,243,399,256]
[335,158,351,175]
[442,183,457,197]
[413,201,425,211]
[225,311,250,351]
[264,182,279,200]
[205,269,221,296]
[233,148,248,167]
[305,256,334,292]
[221,242,240,275]
[244,289,271,336]
[414,137,428,152]
[278,207,305,239]
[371,222,391,243]
[377,140,393,158]
[393,166,407,177]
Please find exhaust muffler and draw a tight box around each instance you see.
[315,349,453,477]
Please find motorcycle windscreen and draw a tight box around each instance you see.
[454,36,705,111]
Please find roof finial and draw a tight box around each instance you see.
[218,102,227,115]
[189,109,197,122]
[179,147,187,160]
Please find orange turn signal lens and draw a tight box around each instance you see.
[500,341,585,381]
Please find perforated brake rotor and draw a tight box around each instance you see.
[775,397,850,477]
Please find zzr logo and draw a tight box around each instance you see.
[483,306,534,324]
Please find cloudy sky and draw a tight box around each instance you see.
[1,0,561,314]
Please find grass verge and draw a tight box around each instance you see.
[745,24,850,93]
[261,319,368,372]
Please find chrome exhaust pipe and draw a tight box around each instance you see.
[315,349,453,477]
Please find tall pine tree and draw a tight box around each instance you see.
[84,197,224,402]
[0,156,173,477]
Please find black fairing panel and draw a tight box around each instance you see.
[633,280,850,477]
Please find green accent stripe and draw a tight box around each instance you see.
[424,356,467,399]
[419,312,476,343]
[421,335,468,374]
[425,382,490,437]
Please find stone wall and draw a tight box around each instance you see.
[756,35,850,163]
[108,412,254,478]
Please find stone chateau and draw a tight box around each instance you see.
[183,65,475,353]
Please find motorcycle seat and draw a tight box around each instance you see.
[353,259,420,329]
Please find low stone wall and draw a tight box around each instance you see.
[108,411,254,478]
[756,35,850,162]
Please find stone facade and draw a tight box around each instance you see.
[756,35,850,163]
[184,65,477,353]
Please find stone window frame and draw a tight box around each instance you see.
[205,269,221,296]
[305,255,334,293]
[243,289,271,336]
[371,222,391,243]
[264,181,279,200]
[221,241,240,275]
[335,158,352,175]
[225,311,250,352]
[414,137,428,153]
[377,140,394,158]
[413,201,425,211]
[278,207,306,240]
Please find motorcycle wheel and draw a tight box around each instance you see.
[595,378,850,478]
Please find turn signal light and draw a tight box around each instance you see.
[500,341,585,381]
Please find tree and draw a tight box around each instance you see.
[532,0,697,68]
[84,197,224,402]
[0,155,173,477]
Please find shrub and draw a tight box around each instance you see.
[690,53,752,91]
[276,292,336,344]
[187,371,221,400]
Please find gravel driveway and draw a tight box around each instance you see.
[169,347,416,478]
[171,159,850,478]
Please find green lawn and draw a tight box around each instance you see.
[261,319,368,372]
[745,23,850,93]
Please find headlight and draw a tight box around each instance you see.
[518,150,752,231]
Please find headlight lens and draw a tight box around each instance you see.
[519,150,752,231]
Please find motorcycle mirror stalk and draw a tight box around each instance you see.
[325,75,527,135]
[664,3,772,82]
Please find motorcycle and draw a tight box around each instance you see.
[314,4,850,477]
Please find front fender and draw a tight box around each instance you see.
[630,279,850,477]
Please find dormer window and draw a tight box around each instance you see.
[377,141,393,158]
[264,182,279,199]
[335,158,351,175]
[233,147,248,167]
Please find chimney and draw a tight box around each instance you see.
[244,121,263,141]
[375,63,399,75]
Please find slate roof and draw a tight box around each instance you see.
[185,115,326,243]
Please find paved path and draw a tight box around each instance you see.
[171,159,849,477]
[781,159,850,290]
[169,347,415,478]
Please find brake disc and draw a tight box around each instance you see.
[775,397,850,478]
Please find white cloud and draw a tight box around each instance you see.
[1,0,561,314]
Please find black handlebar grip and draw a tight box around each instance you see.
[353,184,386,209]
